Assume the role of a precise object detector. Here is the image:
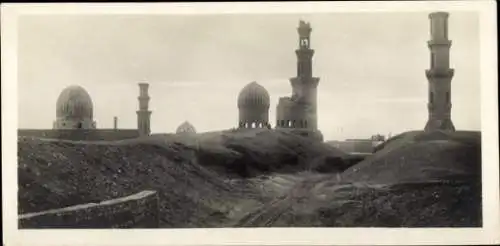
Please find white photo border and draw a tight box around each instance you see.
[2,1,498,245]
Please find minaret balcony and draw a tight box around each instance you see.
[136,110,152,115]
[295,49,314,57]
[427,40,452,47]
[426,69,454,79]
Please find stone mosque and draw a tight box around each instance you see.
[18,12,456,142]
[237,20,320,133]
[54,82,152,136]
[237,81,271,129]
[18,82,153,141]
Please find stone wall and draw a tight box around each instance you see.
[276,128,323,142]
[18,129,140,141]
[329,140,375,153]
[346,139,374,153]
[19,190,159,228]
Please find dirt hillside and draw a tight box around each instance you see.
[18,129,347,227]
[18,130,481,227]
[235,130,482,227]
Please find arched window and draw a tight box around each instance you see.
[430,92,434,104]
[300,38,309,48]
[304,120,308,128]
[77,122,83,129]
[446,92,450,103]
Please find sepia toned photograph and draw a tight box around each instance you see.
[2,1,499,246]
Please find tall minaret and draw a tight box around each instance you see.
[137,83,152,136]
[424,12,455,132]
[290,20,320,130]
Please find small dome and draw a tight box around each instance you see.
[56,85,93,120]
[237,81,270,108]
[176,121,196,134]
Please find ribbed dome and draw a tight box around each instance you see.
[56,85,93,120]
[176,121,196,134]
[237,81,270,108]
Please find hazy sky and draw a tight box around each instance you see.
[17,12,480,141]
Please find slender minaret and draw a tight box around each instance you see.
[113,116,118,130]
[137,83,152,136]
[424,12,455,131]
[290,20,320,130]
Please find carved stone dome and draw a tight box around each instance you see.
[176,121,196,134]
[56,85,93,120]
[237,81,270,108]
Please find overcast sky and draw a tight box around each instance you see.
[17,12,480,141]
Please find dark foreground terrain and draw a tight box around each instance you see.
[18,129,482,227]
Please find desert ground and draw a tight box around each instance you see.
[18,129,482,227]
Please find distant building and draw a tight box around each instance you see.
[176,121,197,134]
[237,81,271,128]
[329,135,386,154]
[371,134,386,142]
[276,20,320,131]
[21,83,152,141]
[53,85,97,130]
[425,12,455,131]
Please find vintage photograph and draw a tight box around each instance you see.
[15,9,483,228]
[2,2,498,245]
[15,10,484,229]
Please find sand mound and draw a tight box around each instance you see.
[19,129,480,228]
[18,129,347,227]
[18,137,261,227]
[342,130,481,184]
[233,130,482,227]
[136,128,348,177]
[272,180,482,227]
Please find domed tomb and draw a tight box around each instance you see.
[53,85,96,129]
[237,81,271,128]
[176,121,197,134]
